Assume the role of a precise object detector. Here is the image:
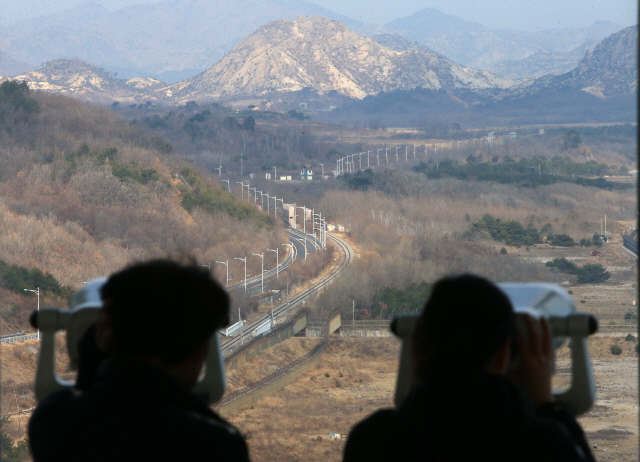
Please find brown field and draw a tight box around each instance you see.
[225,333,638,462]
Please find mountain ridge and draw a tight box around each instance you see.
[163,16,514,102]
[379,8,625,71]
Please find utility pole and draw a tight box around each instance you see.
[267,248,279,279]
[275,197,284,218]
[234,257,247,293]
[296,206,307,235]
[24,287,40,339]
[215,260,229,286]
[252,253,264,293]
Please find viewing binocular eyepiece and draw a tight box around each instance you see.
[30,278,227,405]
[391,283,598,416]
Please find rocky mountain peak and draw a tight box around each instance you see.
[529,25,637,96]
[165,16,514,102]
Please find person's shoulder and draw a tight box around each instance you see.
[160,406,249,459]
[344,409,400,462]
[521,412,592,462]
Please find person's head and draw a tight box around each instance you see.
[411,274,515,381]
[95,259,229,385]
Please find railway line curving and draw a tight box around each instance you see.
[220,232,354,354]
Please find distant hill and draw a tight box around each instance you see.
[491,47,589,80]
[164,16,514,102]
[318,28,638,127]
[525,25,638,97]
[0,81,280,287]
[0,0,362,83]
[9,59,166,103]
[379,8,624,70]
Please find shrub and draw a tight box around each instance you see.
[624,312,637,320]
[625,333,636,342]
[325,372,330,378]
[546,257,578,274]
[576,264,611,284]
[547,234,575,246]
[500,247,507,255]
[464,214,542,247]
[610,345,622,355]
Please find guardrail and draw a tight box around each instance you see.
[340,320,391,329]
[1,334,39,344]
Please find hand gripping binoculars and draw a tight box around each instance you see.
[391,283,598,416]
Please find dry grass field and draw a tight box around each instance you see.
[225,334,637,462]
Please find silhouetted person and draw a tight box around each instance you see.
[344,274,594,462]
[30,259,249,462]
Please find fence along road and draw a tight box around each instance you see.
[220,232,354,355]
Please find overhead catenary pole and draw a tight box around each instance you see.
[24,287,40,339]
[296,206,307,235]
[236,181,245,199]
[215,260,229,286]
[252,253,264,293]
[318,163,324,179]
[234,257,247,293]
[222,179,230,192]
[272,165,277,181]
[267,248,279,279]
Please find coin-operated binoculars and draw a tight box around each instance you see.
[30,278,227,405]
[391,283,598,416]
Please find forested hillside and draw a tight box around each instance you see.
[0,82,284,333]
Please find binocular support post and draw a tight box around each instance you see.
[31,307,227,405]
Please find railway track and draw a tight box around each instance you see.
[221,232,354,354]
[226,229,317,297]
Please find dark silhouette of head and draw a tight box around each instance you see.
[100,259,229,365]
[412,274,515,379]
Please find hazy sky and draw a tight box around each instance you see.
[1,0,637,29]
